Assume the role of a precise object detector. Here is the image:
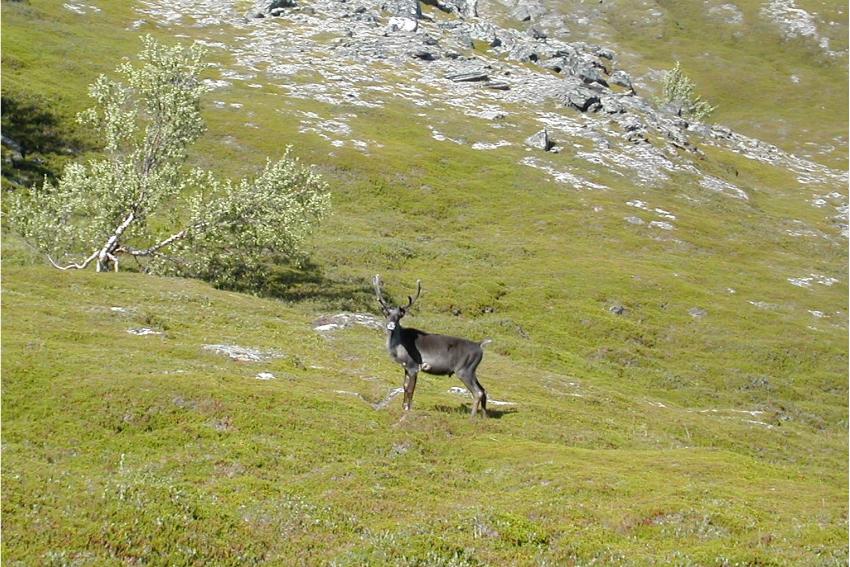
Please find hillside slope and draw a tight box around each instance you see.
[2,0,847,564]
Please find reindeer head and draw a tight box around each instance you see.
[373,275,421,331]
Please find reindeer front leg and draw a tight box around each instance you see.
[402,364,419,411]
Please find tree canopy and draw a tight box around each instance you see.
[8,35,330,290]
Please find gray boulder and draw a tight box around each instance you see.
[444,0,477,17]
[512,0,543,22]
[563,85,602,112]
[527,26,546,40]
[599,96,625,114]
[609,70,634,92]
[382,0,421,31]
[410,49,438,60]
[469,22,500,47]
[524,129,553,151]
[574,63,609,87]
[445,71,489,82]
[248,0,295,17]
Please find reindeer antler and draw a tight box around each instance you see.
[373,274,390,311]
[406,280,422,309]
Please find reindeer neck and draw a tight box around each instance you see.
[387,323,405,349]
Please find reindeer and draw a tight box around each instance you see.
[373,275,490,417]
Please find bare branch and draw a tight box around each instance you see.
[121,221,205,257]
[46,250,99,271]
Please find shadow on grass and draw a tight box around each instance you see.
[1,92,89,188]
[260,260,377,312]
[432,404,518,419]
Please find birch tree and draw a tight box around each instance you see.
[8,36,329,288]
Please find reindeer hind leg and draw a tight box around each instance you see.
[457,370,486,418]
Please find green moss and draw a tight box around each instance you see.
[2,0,847,563]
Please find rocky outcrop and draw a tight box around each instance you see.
[136,0,848,240]
[382,0,421,31]
[248,0,295,18]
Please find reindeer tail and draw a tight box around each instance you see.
[480,339,493,348]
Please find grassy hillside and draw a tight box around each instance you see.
[2,0,847,564]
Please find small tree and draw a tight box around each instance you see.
[8,36,329,287]
[661,61,717,121]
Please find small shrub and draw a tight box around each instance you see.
[661,61,717,121]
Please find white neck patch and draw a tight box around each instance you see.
[386,321,396,330]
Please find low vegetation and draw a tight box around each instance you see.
[2,0,846,565]
[659,62,717,121]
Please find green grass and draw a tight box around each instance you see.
[2,0,847,564]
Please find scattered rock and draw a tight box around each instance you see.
[649,220,674,230]
[445,71,490,82]
[202,344,283,362]
[688,307,707,319]
[527,26,546,40]
[249,0,295,18]
[391,441,410,456]
[574,64,608,87]
[608,304,627,315]
[524,129,553,151]
[313,312,384,332]
[563,86,602,112]
[609,70,634,91]
[410,49,438,60]
[127,328,163,336]
[382,0,421,31]
[373,387,404,410]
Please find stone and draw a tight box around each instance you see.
[595,47,616,60]
[524,129,553,151]
[387,16,418,32]
[688,307,707,319]
[511,0,542,22]
[202,344,283,363]
[444,0,477,17]
[513,5,532,21]
[249,0,295,17]
[469,22,500,46]
[127,328,163,336]
[609,70,634,91]
[445,71,489,82]
[600,96,625,114]
[410,49,438,60]
[660,101,685,117]
[619,115,644,132]
[609,304,627,315]
[574,63,609,87]
[527,26,547,40]
[382,0,420,30]
[484,81,510,90]
[564,86,602,112]
[312,312,384,332]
